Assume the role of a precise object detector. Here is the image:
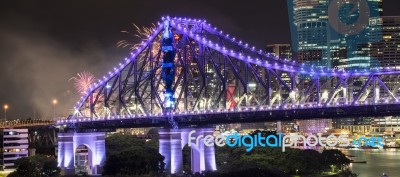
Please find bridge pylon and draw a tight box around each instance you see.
[57,132,106,175]
[159,128,216,174]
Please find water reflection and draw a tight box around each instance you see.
[341,149,400,177]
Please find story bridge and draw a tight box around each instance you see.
[51,16,400,175]
[58,17,400,130]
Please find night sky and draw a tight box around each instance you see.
[0,0,399,119]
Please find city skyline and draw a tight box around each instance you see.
[287,0,383,69]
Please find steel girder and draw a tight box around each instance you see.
[71,17,400,122]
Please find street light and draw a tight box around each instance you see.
[3,104,8,122]
[52,99,58,121]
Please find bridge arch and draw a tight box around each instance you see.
[75,144,92,175]
[57,132,106,175]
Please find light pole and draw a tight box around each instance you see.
[52,99,58,121]
[3,104,8,122]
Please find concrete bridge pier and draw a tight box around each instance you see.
[159,128,217,174]
[159,129,184,174]
[57,132,106,175]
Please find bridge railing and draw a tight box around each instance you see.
[0,120,55,129]
[57,99,400,125]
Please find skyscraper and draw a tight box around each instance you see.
[369,16,400,137]
[265,44,293,60]
[265,44,294,86]
[287,0,330,68]
[287,0,383,69]
[339,0,383,69]
[370,16,400,69]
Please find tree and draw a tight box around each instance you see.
[103,134,165,176]
[321,149,351,170]
[215,144,355,176]
[8,155,60,177]
[42,157,61,177]
[338,169,358,177]
[182,145,191,173]
[147,128,159,136]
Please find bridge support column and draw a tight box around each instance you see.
[159,128,216,174]
[57,132,106,176]
[159,129,184,174]
[58,133,74,175]
[201,128,217,172]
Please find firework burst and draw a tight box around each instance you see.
[117,23,160,55]
[69,71,96,96]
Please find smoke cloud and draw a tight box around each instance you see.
[0,27,123,120]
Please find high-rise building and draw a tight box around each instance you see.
[335,117,373,135]
[265,44,293,60]
[287,0,383,69]
[339,0,383,69]
[371,116,400,136]
[296,119,333,134]
[331,39,348,69]
[369,16,400,134]
[265,44,294,87]
[0,129,29,170]
[287,0,330,68]
[370,16,400,68]
[277,121,298,133]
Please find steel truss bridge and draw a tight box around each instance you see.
[57,17,400,130]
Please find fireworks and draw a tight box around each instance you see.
[117,23,160,56]
[69,71,96,96]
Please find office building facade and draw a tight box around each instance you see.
[287,0,330,68]
[287,0,383,69]
[296,119,333,134]
[265,44,293,60]
[370,16,400,68]
[0,129,29,170]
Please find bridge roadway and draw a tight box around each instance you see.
[0,120,54,129]
[58,103,400,130]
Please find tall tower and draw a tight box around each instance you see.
[338,0,383,69]
[288,0,330,68]
[287,0,383,70]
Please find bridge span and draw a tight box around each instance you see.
[53,16,400,175]
[59,104,400,130]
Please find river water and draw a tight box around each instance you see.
[341,149,400,177]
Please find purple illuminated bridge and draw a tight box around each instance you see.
[57,16,400,130]
[57,16,400,175]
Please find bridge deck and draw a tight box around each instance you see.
[59,104,400,130]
